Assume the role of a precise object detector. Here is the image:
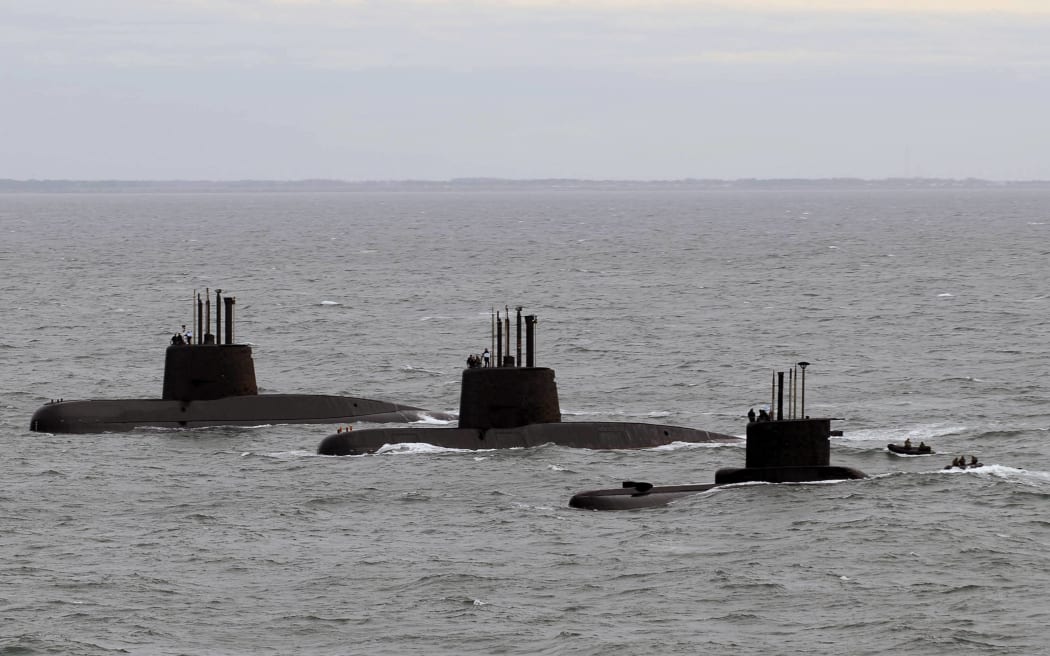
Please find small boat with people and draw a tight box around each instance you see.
[887,439,933,455]
[945,455,982,470]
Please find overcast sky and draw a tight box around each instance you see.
[3,0,1049,180]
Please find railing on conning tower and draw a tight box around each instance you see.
[191,287,237,346]
[490,305,538,368]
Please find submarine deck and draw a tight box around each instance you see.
[317,421,738,455]
[30,394,447,434]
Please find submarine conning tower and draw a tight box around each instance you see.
[458,307,561,430]
[162,288,259,402]
[744,417,831,468]
[715,365,862,485]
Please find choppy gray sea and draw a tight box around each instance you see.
[2,188,1050,655]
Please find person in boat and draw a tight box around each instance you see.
[904,438,912,449]
[969,455,979,467]
[748,408,756,423]
[758,408,770,421]
[482,349,490,367]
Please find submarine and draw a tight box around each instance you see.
[30,289,447,434]
[569,364,867,510]
[317,307,737,455]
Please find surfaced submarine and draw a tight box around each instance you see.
[569,365,867,510]
[317,308,737,455]
[30,289,446,433]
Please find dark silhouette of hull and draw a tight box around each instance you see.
[944,461,983,470]
[569,464,869,511]
[887,443,934,455]
[316,307,737,455]
[317,421,734,455]
[29,289,447,434]
[570,482,720,510]
[31,395,445,434]
[317,328,737,455]
[569,421,867,511]
[569,369,868,510]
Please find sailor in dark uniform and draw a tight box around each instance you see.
[748,408,756,423]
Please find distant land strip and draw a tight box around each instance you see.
[3,178,1050,193]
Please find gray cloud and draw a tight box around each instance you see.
[2,1,1048,179]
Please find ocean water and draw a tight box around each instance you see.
[1,188,1049,655]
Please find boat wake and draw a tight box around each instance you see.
[374,442,495,456]
[840,423,968,444]
[647,440,743,452]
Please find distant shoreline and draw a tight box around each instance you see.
[3,178,1050,193]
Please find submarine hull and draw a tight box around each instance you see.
[30,394,448,434]
[570,483,719,510]
[569,466,868,511]
[317,421,737,455]
[568,413,869,510]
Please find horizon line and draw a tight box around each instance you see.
[4,176,1050,184]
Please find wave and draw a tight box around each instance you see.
[374,442,496,455]
[838,423,968,443]
[245,449,317,459]
[138,424,276,433]
[871,464,1050,489]
[559,409,606,417]
[398,364,445,376]
[564,344,611,353]
[647,440,743,451]
[971,426,1048,440]
[412,413,456,425]
[937,463,1050,486]
[716,478,856,489]
[560,408,678,420]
